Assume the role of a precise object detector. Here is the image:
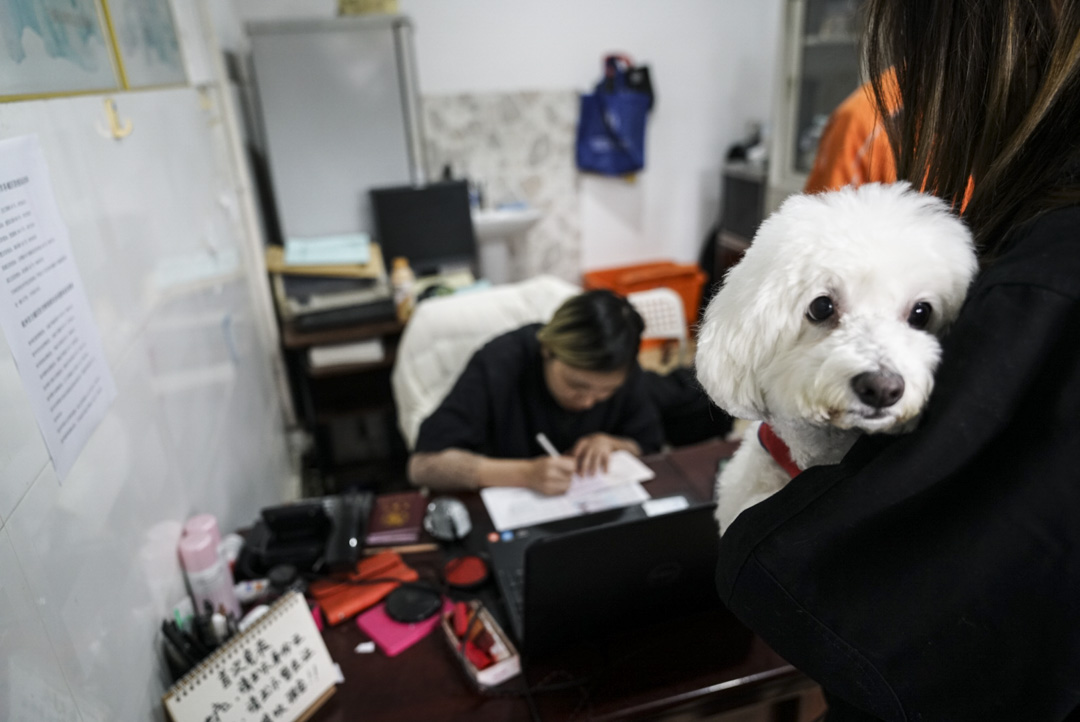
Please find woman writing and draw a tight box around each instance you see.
[717,1,1080,719]
[408,290,662,493]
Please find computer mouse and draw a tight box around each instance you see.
[423,497,472,542]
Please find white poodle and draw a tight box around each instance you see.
[696,182,977,534]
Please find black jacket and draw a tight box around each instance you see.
[717,206,1080,721]
[415,324,663,458]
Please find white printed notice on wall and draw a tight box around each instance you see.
[0,135,116,480]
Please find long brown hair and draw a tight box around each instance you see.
[864,0,1080,260]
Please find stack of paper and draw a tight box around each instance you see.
[265,243,383,279]
[267,239,394,328]
[284,233,371,266]
[480,450,656,531]
[271,275,392,321]
[308,338,385,368]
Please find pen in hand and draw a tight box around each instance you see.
[534,432,575,495]
[536,432,560,458]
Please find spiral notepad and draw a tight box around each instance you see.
[162,592,336,722]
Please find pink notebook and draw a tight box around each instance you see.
[357,599,451,657]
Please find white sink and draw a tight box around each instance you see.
[470,207,543,283]
[471,207,543,241]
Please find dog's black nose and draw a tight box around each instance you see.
[852,371,905,408]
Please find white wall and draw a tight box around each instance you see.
[232,0,783,270]
[0,2,294,720]
[404,0,782,269]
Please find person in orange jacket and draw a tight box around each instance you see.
[804,69,973,208]
[803,71,899,194]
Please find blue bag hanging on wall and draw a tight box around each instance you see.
[576,55,655,176]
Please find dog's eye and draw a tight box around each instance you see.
[908,301,933,330]
[807,296,835,322]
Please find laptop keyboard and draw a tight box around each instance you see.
[498,567,525,618]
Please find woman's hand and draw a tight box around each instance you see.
[571,433,624,476]
[526,455,576,495]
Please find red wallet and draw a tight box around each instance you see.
[309,551,419,625]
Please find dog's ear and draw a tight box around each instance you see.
[694,205,809,420]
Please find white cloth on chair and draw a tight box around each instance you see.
[392,275,580,450]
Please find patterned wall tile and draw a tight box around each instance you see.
[421,91,582,282]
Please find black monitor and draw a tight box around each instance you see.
[369,181,477,277]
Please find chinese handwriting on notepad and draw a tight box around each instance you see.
[205,701,231,722]
[204,632,319,720]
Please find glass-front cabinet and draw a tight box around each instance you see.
[767,0,862,210]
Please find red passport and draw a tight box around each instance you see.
[365,491,425,545]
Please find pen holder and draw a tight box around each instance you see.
[440,601,521,692]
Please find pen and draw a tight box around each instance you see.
[536,432,560,458]
[161,621,197,667]
[362,543,440,555]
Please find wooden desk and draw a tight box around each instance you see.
[308,440,817,721]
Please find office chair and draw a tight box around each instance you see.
[391,275,580,450]
[627,287,689,365]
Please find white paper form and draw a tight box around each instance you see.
[0,135,116,480]
[481,450,656,531]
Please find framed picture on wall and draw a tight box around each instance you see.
[103,0,186,88]
[0,0,122,100]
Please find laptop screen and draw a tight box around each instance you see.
[491,502,721,657]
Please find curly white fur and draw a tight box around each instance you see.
[696,183,977,533]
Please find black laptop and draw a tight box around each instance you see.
[487,500,721,657]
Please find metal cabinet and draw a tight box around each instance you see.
[247,14,426,241]
[243,15,426,488]
[767,0,862,211]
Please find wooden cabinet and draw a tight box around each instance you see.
[280,317,408,490]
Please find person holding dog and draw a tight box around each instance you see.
[407,289,662,494]
[715,1,1080,719]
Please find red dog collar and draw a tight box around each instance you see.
[757,423,802,479]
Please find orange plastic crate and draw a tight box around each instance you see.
[583,261,707,327]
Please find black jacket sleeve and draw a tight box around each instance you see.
[414,351,493,454]
[716,209,1080,721]
[611,367,664,454]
